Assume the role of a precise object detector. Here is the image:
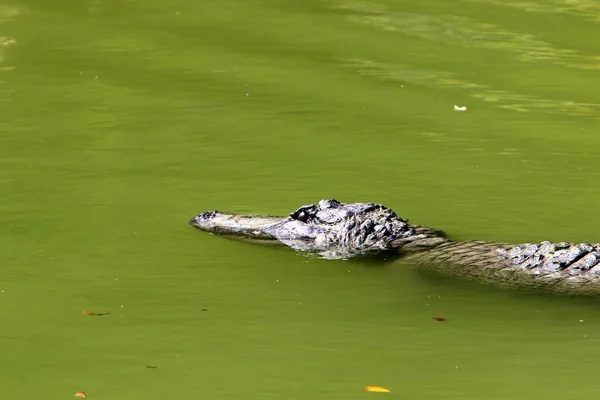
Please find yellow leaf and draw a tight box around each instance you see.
[364,386,390,393]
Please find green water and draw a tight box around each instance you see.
[2,0,600,398]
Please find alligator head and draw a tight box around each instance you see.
[190,199,438,259]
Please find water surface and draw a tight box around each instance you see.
[2,0,600,398]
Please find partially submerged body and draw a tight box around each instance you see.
[190,199,600,294]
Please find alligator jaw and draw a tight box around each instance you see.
[189,210,287,240]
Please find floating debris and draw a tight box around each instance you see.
[364,386,390,393]
[75,392,87,398]
[146,365,158,369]
[453,105,468,111]
[432,316,446,322]
[82,311,110,316]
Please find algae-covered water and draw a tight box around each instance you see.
[2,0,600,398]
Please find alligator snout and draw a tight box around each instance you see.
[189,211,223,228]
[189,209,289,239]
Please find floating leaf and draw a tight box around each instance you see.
[75,392,87,398]
[364,386,390,393]
[432,316,446,322]
[82,311,110,316]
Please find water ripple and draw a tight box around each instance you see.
[337,1,600,71]
[347,58,600,118]
[465,0,600,22]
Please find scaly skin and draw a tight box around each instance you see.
[401,238,600,294]
[189,199,600,294]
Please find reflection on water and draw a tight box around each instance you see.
[0,5,19,22]
[347,58,600,118]
[0,6,17,59]
[87,0,104,15]
[0,38,15,70]
[0,7,16,89]
[466,0,600,22]
[337,1,600,71]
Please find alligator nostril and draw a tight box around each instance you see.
[201,210,221,219]
[189,211,222,227]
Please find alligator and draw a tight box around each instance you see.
[189,199,600,295]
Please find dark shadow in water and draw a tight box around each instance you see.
[195,231,600,306]
[206,231,405,263]
[411,267,600,307]
[344,250,403,266]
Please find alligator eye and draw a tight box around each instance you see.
[290,205,317,222]
[296,211,309,222]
